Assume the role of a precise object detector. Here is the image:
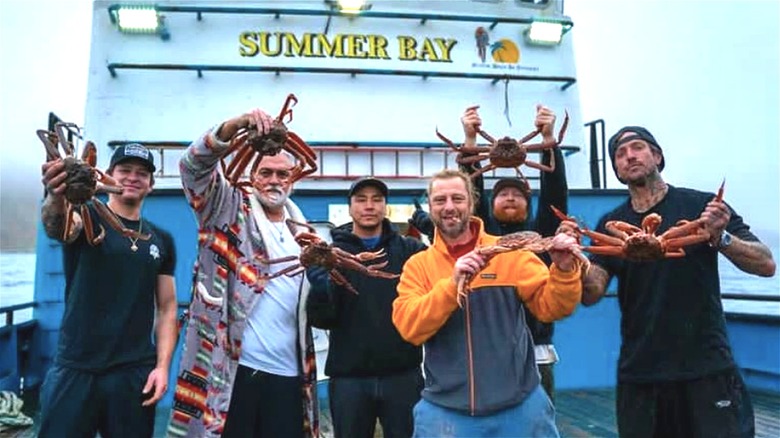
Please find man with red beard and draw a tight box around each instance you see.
[409,105,568,402]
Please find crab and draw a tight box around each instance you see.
[37,122,151,245]
[549,182,724,262]
[456,230,590,307]
[436,110,569,182]
[220,94,318,188]
[256,219,399,294]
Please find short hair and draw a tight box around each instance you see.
[427,169,477,213]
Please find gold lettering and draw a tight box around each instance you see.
[344,34,367,58]
[283,33,314,57]
[417,38,440,62]
[397,36,417,61]
[238,32,259,57]
[434,38,457,63]
[316,34,345,58]
[258,32,282,57]
[366,35,390,60]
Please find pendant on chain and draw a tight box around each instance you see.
[131,242,138,252]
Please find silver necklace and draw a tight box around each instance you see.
[129,219,143,252]
[271,220,286,242]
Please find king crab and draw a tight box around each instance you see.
[436,110,569,184]
[256,220,399,294]
[456,230,589,307]
[37,122,151,245]
[220,94,318,187]
[550,181,724,262]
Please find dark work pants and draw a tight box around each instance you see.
[617,368,755,438]
[222,364,305,438]
[38,363,155,438]
[328,367,423,438]
[538,363,555,403]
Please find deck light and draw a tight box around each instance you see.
[336,0,372,14]
[110,5,170,40]
[525,20,571,46]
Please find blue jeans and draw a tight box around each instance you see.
[412,384,559,438]
[328,367,423,438]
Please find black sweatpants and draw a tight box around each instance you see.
[617,368,754,438]
[222,364,305,438]
[38,363,155,438]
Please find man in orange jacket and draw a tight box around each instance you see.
[392,169,582,438]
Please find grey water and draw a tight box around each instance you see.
[2,247,780,326]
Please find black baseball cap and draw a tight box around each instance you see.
[348,177,388,199]
[109,143,156,173]
[607,126,665,175]
[492,178,531,200]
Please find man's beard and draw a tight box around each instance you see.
[493,205,527,224]
[257,186,289,208]
[433,212,468,240]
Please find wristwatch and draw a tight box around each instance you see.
[717,231,733,250]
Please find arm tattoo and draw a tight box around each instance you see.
[41,195,66,240]
[722,239,776,277]
[582,264,611,306]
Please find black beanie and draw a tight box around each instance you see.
[607,126,665,177]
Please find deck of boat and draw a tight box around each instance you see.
[5,388,779,437]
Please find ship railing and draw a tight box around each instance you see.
[0,301,38,393]
[107,140,582,185]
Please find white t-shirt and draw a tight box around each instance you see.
[239,218,303,376]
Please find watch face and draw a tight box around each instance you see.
[721,232,732,248]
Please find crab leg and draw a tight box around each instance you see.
[82,141,97,167]
[330,270,359,295]
[579,246,626,257]
[469,164,497,179]
[256,255,300,265]
[524,159,555,173]
[663,234,711,252]
[225,145,255,184]
[93,170,124,194]
[63,205,79,242]
[286,219,316,234]
[474,129,495,144]
[437,129,464,152]
[276,93,298,124]
[80,204,106,246]
[518,129,541,144]
[338,258,400,280]
[92,198,151,240]
[260,262,304,279]
[54,122,79,157]
[37,130,61,161]
[332,246,385,262]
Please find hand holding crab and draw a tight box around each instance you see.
[438,104,569,183]
[219,94,318,188]
[256,220,399,294]
[39,122,151,245]
[549,181,725,262]
[453,230,588,307]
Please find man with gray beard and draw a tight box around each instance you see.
[170,108,319,438]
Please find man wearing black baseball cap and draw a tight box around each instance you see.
[109,143,157,174]
[39,140,177,437]
[307,176,426,438]
[582,126,775,437]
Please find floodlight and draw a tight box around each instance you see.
[526,21,563,45]
[109,5,169,40]
[336,0,372,14]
